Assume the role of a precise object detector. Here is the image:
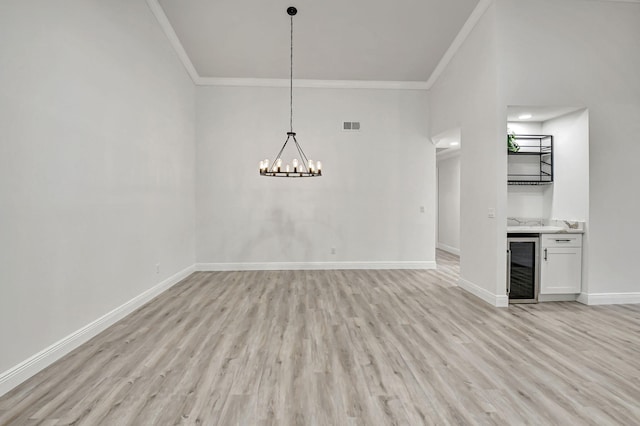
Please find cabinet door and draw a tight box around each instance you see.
[540,247,582,294]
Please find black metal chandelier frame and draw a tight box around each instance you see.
[259,6,321,178]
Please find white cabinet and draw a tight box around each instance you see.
[540,234,582,294]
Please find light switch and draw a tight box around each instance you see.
[488,208,496,218]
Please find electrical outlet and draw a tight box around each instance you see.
[331,247,336,255]
[488,208,496,219]
[420,206,425,213]
[156,263,160,274]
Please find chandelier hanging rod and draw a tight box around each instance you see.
[289,6,294,134]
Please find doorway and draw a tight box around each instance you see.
[434,128,461,257]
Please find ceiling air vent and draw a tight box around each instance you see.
[342,121,361,132]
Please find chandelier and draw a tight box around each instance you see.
[259,6,322,178]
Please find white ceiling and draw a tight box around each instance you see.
[507,106,585,122]
[157,0,480,82]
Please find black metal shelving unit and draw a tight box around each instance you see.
[508,134,553,185]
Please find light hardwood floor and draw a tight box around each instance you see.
[1,250,639,425]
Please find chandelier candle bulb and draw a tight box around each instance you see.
[286,164,290,173]
[317,161,322,173]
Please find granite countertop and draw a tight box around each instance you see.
[507,218,585,234]
[507,225,584,234]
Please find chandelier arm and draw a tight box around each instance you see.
[269,134,292,172]
[292,135,311,172]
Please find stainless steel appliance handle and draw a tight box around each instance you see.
[506,249,511,294]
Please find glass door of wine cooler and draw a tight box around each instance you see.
[507,236,539,303]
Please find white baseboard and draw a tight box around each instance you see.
[538,294,578,302]
[495,295,509,307]
[576,293,588,305]
[437,242,460,256]
[196,261,436,271]
[577,292,640,306]
[0,265,195,398]
[458,278,508,307]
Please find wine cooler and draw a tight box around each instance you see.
[507,235,540,303]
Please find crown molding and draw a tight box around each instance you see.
[148,0,637,91]
[197,77,428,90]
[425,0,640,89]
[145,0,200,84]
[425,0,494,89]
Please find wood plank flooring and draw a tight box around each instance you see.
[1,250,640,425]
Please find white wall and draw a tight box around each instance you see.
[0,0,196,374]
[507,122,541,136]
[196,86,434,267]
[542,109,589,222]
[429,4,507,305]
[429,2,508,305]
[507,185,549,219]
[437,152,460,254]
[506,113,589,222]
[497,0,640,297]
